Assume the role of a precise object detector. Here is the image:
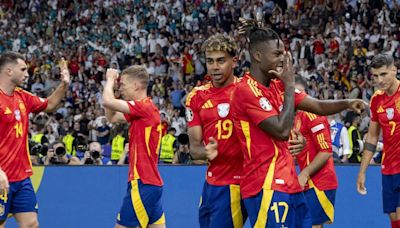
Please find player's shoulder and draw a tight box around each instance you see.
[185,83,212,105]
[235,75,263,97]
[371,89,385,99]
[302,111,325,122]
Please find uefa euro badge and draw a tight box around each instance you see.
[0,204,4,216]
[217,103,230,118]
[386,108,394,120]
[259,97,272,111]
[186,107,194,122]
[14,109,21,121]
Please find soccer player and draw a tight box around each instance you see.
[231,18,366,227]
[186,34,247,228]
[102,66,165,228]
[356,54,400,228]
[0,51,70,228]
[293,76,338,228]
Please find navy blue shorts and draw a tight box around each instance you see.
[116,179,165,227]
[199,182,247,228]
[304,188,336,225]
[0,178,38,220]
[382,173,400,214]
[244,189,312,228]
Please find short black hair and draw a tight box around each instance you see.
[0,51,25,72]
[238,18,280,54]
[370,54,394,69]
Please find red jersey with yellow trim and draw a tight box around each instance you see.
[231,73,307,198]
[370,87,400,175]
[186,77,243,186]
[124,97,163,186]
[0,88,48,182]
[293,111,338,190]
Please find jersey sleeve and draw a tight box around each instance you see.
[306,114,332,153]
[123,100,148,122]
[241,85,279,125]
[294,90,308,107]
[274,80,307,107]
[185,89,202,127]
[369,94,379,122]
[21,90,48,113]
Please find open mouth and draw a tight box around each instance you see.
[211,74,223,79]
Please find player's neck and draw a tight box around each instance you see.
[132,91,147,101]
[386,80,400,96]
[0,79,16,96]
[213,75,234,88]
[249,66,271,87]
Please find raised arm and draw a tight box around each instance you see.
[258,51,295,140]
[45,59,70,112]
[102,69,128,123]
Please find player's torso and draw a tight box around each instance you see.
[232,77,302,197]
[0,91,31,181]
[294,112,338,190]
[373,91,400,174]
[128,101,163,185]
[193,83,243,185]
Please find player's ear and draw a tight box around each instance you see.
[252,50,262,63]
[232,56,239,67]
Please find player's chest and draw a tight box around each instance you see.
[0,97,27,124]
[376,98,400,124]
[198,96,232,123]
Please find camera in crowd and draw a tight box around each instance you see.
[29,140,48,157]
[84,150,101,165]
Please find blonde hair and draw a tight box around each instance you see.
[201,34,237,57]
[121,65,149,87]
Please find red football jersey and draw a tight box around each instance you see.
[186,77,243,185]
[0,88,48,182]
[294,111,338,191]
[370,87,400,175]
[231,73,307,198]
[124,98,163,186]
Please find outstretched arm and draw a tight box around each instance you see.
[297,96,367,116]
[102,69,129,123]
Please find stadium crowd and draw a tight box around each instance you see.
[0,0,398,164]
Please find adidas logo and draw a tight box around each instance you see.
[4,107,11,115]
[377,106,384,113]
[201,100,214,109]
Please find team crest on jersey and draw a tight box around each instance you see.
[396,99,400,113]
[14,109,21,121]
[217,103,230,118]
[19,102,26,113]
[386,108,394,120]
[259,97,272,111]
[186,107,194,122]
[0,204,4,216]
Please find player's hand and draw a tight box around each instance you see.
[289,129,306,156]
[348,99,368,114]
[357,172,367,195]
[59,58,70,85]
[205,137,218,161]
[298,171,309,189]
[0,169,9,196]
[268,51,294,86]
[106,68,119,83]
